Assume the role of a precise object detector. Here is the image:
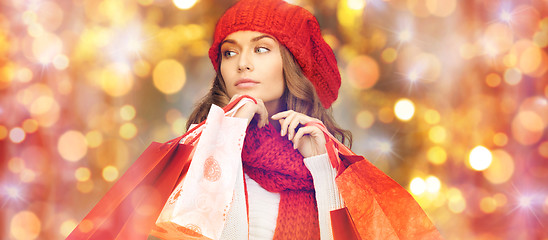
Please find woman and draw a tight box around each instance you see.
[182,0,440,239]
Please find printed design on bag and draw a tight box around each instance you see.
[203,156,221,182]
[177,224,202,237]
[168,187,183,204]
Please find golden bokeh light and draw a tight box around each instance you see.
[78,219,94,233]
[20,169,37,182]
[16,67,33,82]
[8,157,25,173]
[10,211,41,240]
[381,47,398,63]
[103,165,119,182]
[100,64,134,97]
[22,119,39,133]
[85,130,103,148]
[512,110,544,145]
[120,105,137,121]
[356,110,375,129]
[58,130,88,162]
[76,180,94,193]
[426,0,456,17]
[425,176,441,193]
[53,54,70,70]
[483,150,514,184]
[60,220,77,237]
[410,177,426,195]
[133,60,151,78]
[173,0,198,10]
[75,167,91,182]
[493,132,508,147]
[9,127,26,143]
[427,146,447,165]
[171,117,187,135]
[378,107,394,123]
[539,141,548,158]
[479,197,497,213]
[493,193,507,207]
[503,67,522,85]
[153,59,186,95]
[347,0,366,10]
[485,73,501,87]
[428,126,446,144]
[394,98,415,121]
[424,109,440,124]
[469,146,492,171]
[119,122,138,139]
[447,188,466,214]
[0,125,8,140]
[36,1,64,31]
[346,55,380,89]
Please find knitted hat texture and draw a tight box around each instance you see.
[208,0,341,108]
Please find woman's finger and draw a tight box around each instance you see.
[279,110,297,137]
[292,126,327,154]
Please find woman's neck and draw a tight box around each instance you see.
[264,99,283,131]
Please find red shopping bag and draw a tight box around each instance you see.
[307,122,443,240]
[67,96,256,240]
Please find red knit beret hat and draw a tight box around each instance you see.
[208,0,341,109]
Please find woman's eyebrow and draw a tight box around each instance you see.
[220,35,275,48]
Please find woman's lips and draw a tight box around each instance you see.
[235,79,259,88]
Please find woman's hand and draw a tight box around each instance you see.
[271,110,327,158]
[229,94,269,127]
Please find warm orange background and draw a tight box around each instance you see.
[1,0,547,239]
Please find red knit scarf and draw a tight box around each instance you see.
[242,123,320,239]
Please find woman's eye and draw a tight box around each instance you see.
[224,50,236,58]
[255,47,269,53]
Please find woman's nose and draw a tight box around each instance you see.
[237,52,254,72]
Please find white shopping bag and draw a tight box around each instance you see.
[152,101,250,240]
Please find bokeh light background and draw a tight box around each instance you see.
[1,0,547,239]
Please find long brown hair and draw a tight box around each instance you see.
[186,45,352,147]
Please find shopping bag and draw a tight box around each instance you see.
[151,98,252,240]
[67,95,256,240]
[306,122,443,240]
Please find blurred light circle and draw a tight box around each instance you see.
[10,211,41,239]
[469,146,493,171]
[414,53,441,82]
[346,55,380,89]
[165,109,182,124]
[120,105,136,121]
[8,157,24,173]
[172,117,187,135]
[100,64,134,97]
[424,109,440,124]
[410,177,426,195]
[22,119,39,133]
[96,139,129,168]
[483,150,514,184]
[58,130,88,162]
[9,127,26,143]
[407,0,430,17]
[78,219,94,233]
[76,180,94,193]
[20,169,36,182]
[381,47,398,63]
[0,125,7,140]
[426,0,456,17]
[36,1,64,32]
[378,107,394,123]
[75,167,91,182]
[510,5,540,39]
[447,188,466,213]
[479,197,497,213]
[103,166,119,182]
[427,146,447,165]
[493,132,508,147]
[394,98,415,121]
[153,59,186,95]
[32,32,63,64]
[519,45,542,75]
[85,130,103,148]
[503,53,517,68]
[425,176,441,193]
[16,68,33,82]
[494,193,507,207]
[539,141,548,158]
[428,126,446,144]
[503,68,522,85]
[60,220,77,237]
[133,60,151,78]
[483,23,513,56]
[347,0,366,10]
[173,0,198,10]
[53,54,69,70]
[485,73,501,87]
[355,110,375,129]
[119,122,138,140]
[30,96,55,115]
[512,110,544,145]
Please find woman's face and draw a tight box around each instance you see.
[220,31,285,106]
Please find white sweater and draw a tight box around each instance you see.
[243,153,343,240]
